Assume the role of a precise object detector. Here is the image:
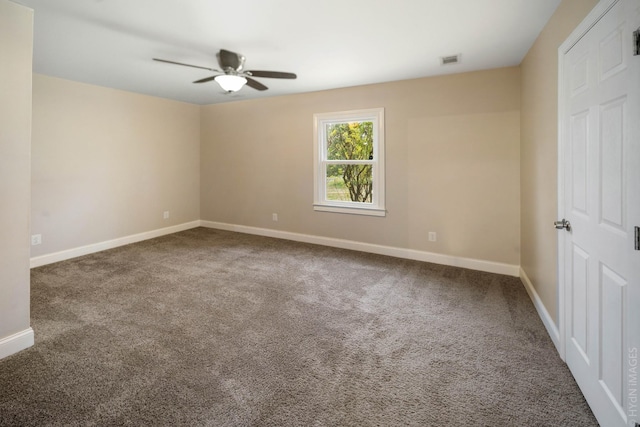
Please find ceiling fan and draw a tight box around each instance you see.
[153,49,297,93]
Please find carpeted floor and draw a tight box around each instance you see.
[0,227,597,426]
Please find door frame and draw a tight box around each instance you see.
[556,0,620,362]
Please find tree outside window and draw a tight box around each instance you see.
[326,121,374,203]
[313,108,385,217]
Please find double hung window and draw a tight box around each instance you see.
[313,108,385,216]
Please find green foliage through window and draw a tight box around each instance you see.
[325,122,374,203]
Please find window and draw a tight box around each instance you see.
[313,108,385,216]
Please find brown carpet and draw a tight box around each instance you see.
[0,227,596,426]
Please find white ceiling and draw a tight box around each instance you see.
[13,0,561,105]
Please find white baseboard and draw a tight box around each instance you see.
[30,221,201,268]
[0,328,34,360]
[201,220,520,277]
[519,267,561,353]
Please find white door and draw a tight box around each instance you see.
[559,0,640,426]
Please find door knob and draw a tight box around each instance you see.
[554,218,571,232]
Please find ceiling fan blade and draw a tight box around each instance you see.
[246,70,297,79]
[193,76,217,84]
[245,77,268,91]
[218,49,244,71]
[153,58,218,72]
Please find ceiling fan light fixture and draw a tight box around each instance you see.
[214,74,247,92]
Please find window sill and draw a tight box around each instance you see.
[313,204,386,217]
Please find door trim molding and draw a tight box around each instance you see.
[557,0,620,362]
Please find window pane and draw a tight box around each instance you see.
[326,164,373,203]
[326,122,374,161]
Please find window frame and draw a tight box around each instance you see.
[313,107,386,217]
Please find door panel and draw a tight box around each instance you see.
[600,263,626,407]
[571,111,590,214]
[600,97,626,229]
[571,244,590,358]
[599,24,626,80]
[560,0,639,425]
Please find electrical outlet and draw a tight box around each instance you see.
[428,232,437,242]
[163,211,170,220]
[31,234,42,246]
[272,213,278,222]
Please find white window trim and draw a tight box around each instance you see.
[313,108,386,217]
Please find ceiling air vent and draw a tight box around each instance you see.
[441,54,460,65]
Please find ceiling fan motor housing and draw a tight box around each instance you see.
[217,49,245,72]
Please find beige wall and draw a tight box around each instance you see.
[520,0,598,323]
[201,68,521,266]
[0,1,33,342]
[31,75,201,257]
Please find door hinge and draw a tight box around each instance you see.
[635,28,640,56]
[635,226,640,250]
